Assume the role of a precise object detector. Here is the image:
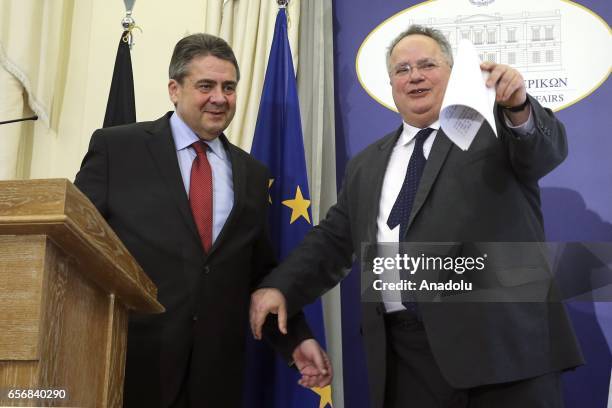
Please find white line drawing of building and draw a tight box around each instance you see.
[409,10,562,72]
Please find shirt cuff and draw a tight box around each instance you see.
[503,106,535,138]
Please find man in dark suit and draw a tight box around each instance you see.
[250,25,582,407]
[75,33,331,408]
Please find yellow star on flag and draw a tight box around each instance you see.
[282,185,311,224]
[267,178,274,203]
[311,385,333,408]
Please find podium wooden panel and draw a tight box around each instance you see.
[0,179,164,407]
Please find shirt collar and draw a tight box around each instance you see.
[399,120,440,146]
[170,111,225,158]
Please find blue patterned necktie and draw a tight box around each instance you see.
[387,127,435,239]
[386,127,434,316]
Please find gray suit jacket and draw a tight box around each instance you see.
[261,96,583,408]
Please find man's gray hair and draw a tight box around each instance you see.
[169,33,240,83]
[386,25,453,74]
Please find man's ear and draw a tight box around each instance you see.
[168,79,179,104]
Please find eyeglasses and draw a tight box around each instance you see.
[392,59,443,77]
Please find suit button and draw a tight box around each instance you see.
[203,266,210,274]
[192,315,198,321]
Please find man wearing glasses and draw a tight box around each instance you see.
[250,25,582,408]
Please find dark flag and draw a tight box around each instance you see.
[243,7,333,408]
[103,31,136,127]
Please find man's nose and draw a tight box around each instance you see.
[209,87,227,104]
[408,68,425,82]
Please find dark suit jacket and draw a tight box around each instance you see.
[261,96,584,408]
[74,112,311,408]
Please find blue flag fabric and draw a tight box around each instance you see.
[243,8,332,408]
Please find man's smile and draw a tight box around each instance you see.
[407,88,431,96]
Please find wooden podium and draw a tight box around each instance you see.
[0,179,164,407]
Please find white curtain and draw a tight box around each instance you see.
[0,67,27,180]
[0,0,74,128]
[0,0,74,179]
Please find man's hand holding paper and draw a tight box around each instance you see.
[481,60,530,125]
[440,39,530,150]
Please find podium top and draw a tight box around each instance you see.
[0,178,164,313]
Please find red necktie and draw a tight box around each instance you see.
[190,141,213,252]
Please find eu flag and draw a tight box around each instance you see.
[244,7,332,408]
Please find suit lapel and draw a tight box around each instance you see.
[364,127,403,244]
[360,128,401,304]
[145,113,201,245]
[404,127,453,235]
[206,137,245,258]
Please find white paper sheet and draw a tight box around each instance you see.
[440,39,497,151]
